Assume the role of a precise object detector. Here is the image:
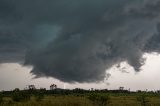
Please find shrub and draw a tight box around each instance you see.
[0,93,3,103]
[35,92,44,101]
[88,93,110,106]
[11,91,31,102]
[137,94,149,106]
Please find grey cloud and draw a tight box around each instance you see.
[0,0,160,83]
[144,23,160,53]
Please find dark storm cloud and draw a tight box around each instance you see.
[0,0,160,82]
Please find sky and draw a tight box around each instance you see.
[1,0,160,91]
[1,53,160,91]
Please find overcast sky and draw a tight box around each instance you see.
[1,0,160,91]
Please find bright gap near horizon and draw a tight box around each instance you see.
[0,53,160,91]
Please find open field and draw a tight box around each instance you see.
[1,89,160,106]
[1,95,160,106]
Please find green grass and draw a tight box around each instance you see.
[1,95,92,106]
[1,94,160,106]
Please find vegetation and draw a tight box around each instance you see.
[137,93,149,106]
[0,89,160,106]
[34,92,45,101]
[11,91,31,102]
[88,93,110,106]
[0,92,3,104]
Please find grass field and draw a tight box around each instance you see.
[1,91,160,106]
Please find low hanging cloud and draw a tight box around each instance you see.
[0,0,160,83]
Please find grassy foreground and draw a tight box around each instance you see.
[1,95,160,106]
[1,90,160,106]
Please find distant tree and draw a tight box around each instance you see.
[28,85,36,90]
[137,90,142,93]
[40,88,46,91]
[119,87,124,90]
[156,90,160,93]
[50,84,57,90]
[91,88,94,91]
[13,88,20,92]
